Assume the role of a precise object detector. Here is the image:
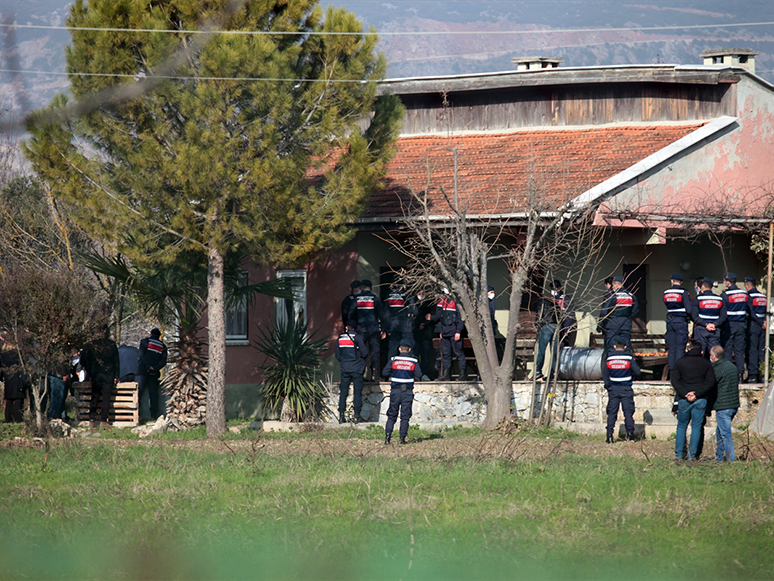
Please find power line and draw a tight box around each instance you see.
[1,20,774,36]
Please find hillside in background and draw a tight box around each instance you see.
[1,0,773,115]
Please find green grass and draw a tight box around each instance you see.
[1,435,773,580]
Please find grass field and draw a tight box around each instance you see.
[1,424,773,580]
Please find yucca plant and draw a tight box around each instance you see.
[255,317,328,422]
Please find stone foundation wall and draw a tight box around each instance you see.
[333,381,767,427]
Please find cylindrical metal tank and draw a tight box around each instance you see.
[557,347,604,380]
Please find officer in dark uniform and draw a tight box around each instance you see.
[83,326,120,427]
[335,319,369,423]
[603,340,641,443]
[413,290,436,380]
[720,273,748,378]
[744,276,768,383]
[691,278,726,357]
[350,279,385,381]
[533,285,561,382]
[599,276,639,354]
[431,288,467,381]
[137,328,168,421]
[382,338,423,445]
[386,285,417,359]
[663,272,692,370]
[340,280,360,327]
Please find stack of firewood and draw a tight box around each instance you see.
[162,332,208,428]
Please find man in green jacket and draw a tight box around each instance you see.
[710,346,740,462]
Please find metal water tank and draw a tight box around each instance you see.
[557,347,604,380]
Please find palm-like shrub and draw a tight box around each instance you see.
[255,318,328,422]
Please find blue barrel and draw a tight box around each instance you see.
[557,347,604,380]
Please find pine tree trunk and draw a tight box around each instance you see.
[206,244,227,438]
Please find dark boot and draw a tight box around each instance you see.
[457,366,469,381]
[606,431,614,444]
[338,413,346,424]
[384,433,391,445]
[439,369,451,381]
[399,436,407,445]
[626,431,635,441]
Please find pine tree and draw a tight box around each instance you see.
[24,0,402,437]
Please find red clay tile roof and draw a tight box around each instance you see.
[365,124,705,220]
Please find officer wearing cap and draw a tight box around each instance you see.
[720,272,748,377]
[349,279,385,381]
[335,319,369,423]
[341,280,361,326]
[386,284,418,359]
[663,272,692,370]
[430,287,467,381]
[744,276,768,383]
[382,338,423,445]
[603,340,641,443]
[599,276,639,354]
[691,277,726,357]
[137,328,168,421]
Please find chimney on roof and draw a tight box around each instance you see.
[701,48,759,74]
[511,56,563,71]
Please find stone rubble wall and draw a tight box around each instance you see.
[332,381,767,426]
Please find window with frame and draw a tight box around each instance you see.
[275,269,307,327]
[226,271,249,343]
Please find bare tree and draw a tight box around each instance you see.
[387,148,603,429]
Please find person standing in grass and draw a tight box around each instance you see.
[335,319,369,424]
[710,345,740,462]
[382,339,423,445]
[602,340,640,443]
[671,340,716,460]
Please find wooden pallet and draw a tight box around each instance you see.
[74,382,139,427]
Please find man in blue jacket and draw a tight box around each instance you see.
[663,272,692,371]
[137,328,168,422]
[431,288,467,381]
[335,320,369,423]
[602,341,641,443]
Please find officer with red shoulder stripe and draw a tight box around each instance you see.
[138,328,168,421]
[350,279,386,381]
[599,276,639,354]
[744,276,768,383]
[335,319,369,423]
[663,272,692,370]
[382,339,423,445]
[691,278,726,357]
[720,273,748,378]
[430,287,467,381]
[602,341,641,443]
[386,285,417,359]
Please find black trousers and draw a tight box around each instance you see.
[338,369,365,418]
[440,336,465,374]
[361,328,381,374]
[137,373,163,420]
[385,387,414,439]
[89,374,114,422]
[694,326,720,357]
[722,321,746,375]
[4,398,24,423]
[748,322,765,379]
[606,389,635,434]
[665,317,688,369]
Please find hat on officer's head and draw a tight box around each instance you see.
[724,272,737,281]
[744,276,757,284]
[613,276,623,283]
[703,277,713,286]
[360,279,372,288]
[346,318,357,329]
[487,285,494,292]
[350,280,361,289]
[671,272,683,281]
[399,338,413,348]
[150,328,161,337]
[551,279,562,289]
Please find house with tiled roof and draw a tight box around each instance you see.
[223,52,774,415]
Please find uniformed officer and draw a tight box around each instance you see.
[413,289,436,380]
[720,273,748,378]
[691,277,726,357]
[603,340,641,443]
[430,288,467,381]
[137,328,168,422]
[335,320,369,423]
[382,338,423,445]
[340,280,360,326]
[744,276,768,383]
[386,285,417,359]
[350,279,386,381]
[533,284,562,382]
[599,276,639,354]
[552,281,576,347]
[663,272,692,370]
